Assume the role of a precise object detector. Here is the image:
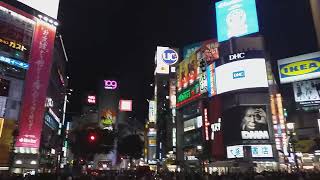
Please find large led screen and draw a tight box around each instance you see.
[278,51,320,84]
[216,0,259,42]
[177,53,199,92]
[215,58,268,94]
[222,106,270,144]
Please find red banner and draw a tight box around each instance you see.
[15,20,56,148]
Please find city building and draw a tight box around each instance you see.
[0,0,67,174]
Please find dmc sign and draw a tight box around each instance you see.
[229,52,245,61]
[104,80,118,90]
[233,70,245,79]
[162,49,178,65]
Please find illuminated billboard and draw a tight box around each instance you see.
[278,51,320,84]
[0,6,34,61]
[293,80,320,107]
[195,40,219,64]
[227,144,273,158]
[177,53,199,92]
[18,0,60,19]
[148,100,156,122]
[87,95,96,104]
[169,79,177,108]
[215,59,268,94]
[162,49,178,65]
[15,20,56,149]
[155,46,178,74]
[104,80,118,90]
[176,82,201,107]
[100,109,116,128]
[206,63,217,97]
[216,0,259,42]
[223,106,270,142]
[119,100,132,112]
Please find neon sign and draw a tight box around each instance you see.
[177,82,201,107]
[88,95,96,104]
[211,118,221,140]
[204,108,210,140]
[0,55,29,69]
[104,80,117,90]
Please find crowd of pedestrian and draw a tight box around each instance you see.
[1,171,320,180]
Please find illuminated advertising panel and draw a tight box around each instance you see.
[227,144,273,158]
[278,51,320,84]
[0,6,34,61]
[199,73,207,94]
[225,50,265,64]
[227,145,244,158]
[195,40,219,64]
[251,145,273,158]
[183,116,202,132]
[216,0,259,42]
[119,100,132,112]
[17,0,60,19]
[148,100,156,122]
[293,80,320,107]
[176,82,201,107]
[206,63,217,97]
[223,106,269,144]
[100,109,116,128]
[155,46,171,74]
[183,42,202,59]
[162,48,178,65]
[104,80,118,90]
[169,79,177,108]
[87,95,96,104]
[15,20,56,149]
[215,59,268,94]
[177,54,199,91]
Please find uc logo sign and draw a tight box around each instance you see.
[162,49,178,65]
[280,59,320,77]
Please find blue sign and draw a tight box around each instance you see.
[44,113,59,130]
[216,0,259,42]
[0,55,29,70]
[233,70,245,79]
[162,49,178,65]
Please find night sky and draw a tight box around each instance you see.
[57,0,318,122]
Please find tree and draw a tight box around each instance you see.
[117,134,143,159]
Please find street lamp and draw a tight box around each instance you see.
[286,122,299,171]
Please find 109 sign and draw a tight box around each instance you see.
[162,49,178,65]
[104,80,118,90]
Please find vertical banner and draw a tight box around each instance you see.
[15,20,56,149]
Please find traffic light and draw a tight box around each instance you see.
[88,132,97,143]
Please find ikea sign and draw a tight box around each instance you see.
[278,52,320,84]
